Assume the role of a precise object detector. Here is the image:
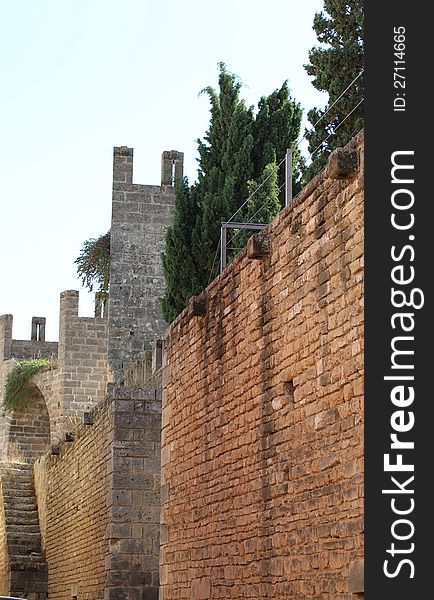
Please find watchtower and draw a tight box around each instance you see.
[108,147,183,383]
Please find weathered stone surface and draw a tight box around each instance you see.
[0,134,365,600]
[328,147,359,179]
[191,577,211,599]
[108,148,182,383]
[30,386,162,600]
[247,233,270,258]
[0,147,171,600]
[0,463,47,599]
[83,411,94,425]
[161,150,184,186]
[188,294,207,317]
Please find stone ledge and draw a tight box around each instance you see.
[188,294,207,318]
[327,147,359,179]
[247,233,270,259]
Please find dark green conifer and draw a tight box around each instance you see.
[304,0,364,181]
[191,63,255,287]
[163,63,303,321]
[161,178,201,323]
[252,82,302,195]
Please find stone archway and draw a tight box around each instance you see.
[6,385,50,463]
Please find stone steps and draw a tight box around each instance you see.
[0,462,47,597]
[10,554,47,568]
[4,502,38,512]
[3,488,35,499]
[2,464,45,571]
[8,533,42,552]
[6,523,41,534]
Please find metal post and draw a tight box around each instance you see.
[285,148,292,207]
[220,222,267,273]
[220,225,227,272]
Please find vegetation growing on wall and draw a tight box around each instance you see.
[3,359,51,410]
[74,231,110,297]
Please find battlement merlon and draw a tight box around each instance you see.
[113,146,184,189]
[0,314,58,361]
[60,290,79,320]
[31,317,46,342]
[161,150,184,186]
[0,314,13,361]
[113,146,134,185]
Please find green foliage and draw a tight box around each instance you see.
[245,161,281,224]
[162,63,302,322]
[304,0,364,181]
[3,359,51,410]
[191,63,255,286]
[74,231,111,293]
[231,161,281,258]
[161,178,202,323]
[252,82,303,196]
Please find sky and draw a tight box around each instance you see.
[0,0,326,342]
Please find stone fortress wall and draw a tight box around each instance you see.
[108,147,183,384]
[0,291,108,461]
[0,134,365,600]
[0,148,181,599]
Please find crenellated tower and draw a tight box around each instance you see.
[107,147,183,383]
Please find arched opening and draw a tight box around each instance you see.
[6,385,51,463]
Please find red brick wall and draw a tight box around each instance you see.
[161,133,364,599]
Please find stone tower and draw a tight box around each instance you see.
[108,147,183,383]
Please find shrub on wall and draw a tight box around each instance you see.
[3,359,51,410]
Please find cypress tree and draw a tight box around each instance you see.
[304,0,364,181]
[191,63,255,288]
[252,82,303,195]
[161,178,201,323]
[230,160,281,260]
[245,161,280,225]
[162,63,303,321]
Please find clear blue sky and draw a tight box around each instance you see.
[0,0,325,341]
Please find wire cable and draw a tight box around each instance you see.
[309,98,364,158]
[226,108,363,264]
[224,71,364,231]
[297,70,364,147]
[207,237,221,285]
[224,71,363,229]
[222,155,286,227]
[226,179,287,249]
[213,71,364,275]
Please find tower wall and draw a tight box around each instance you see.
[108,147,183,383]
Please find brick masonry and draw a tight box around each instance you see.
[161,133,364,599]
[0,480,7,593]
[0,136,364,599]
[105,384,161,600]
[56,290,109,429]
